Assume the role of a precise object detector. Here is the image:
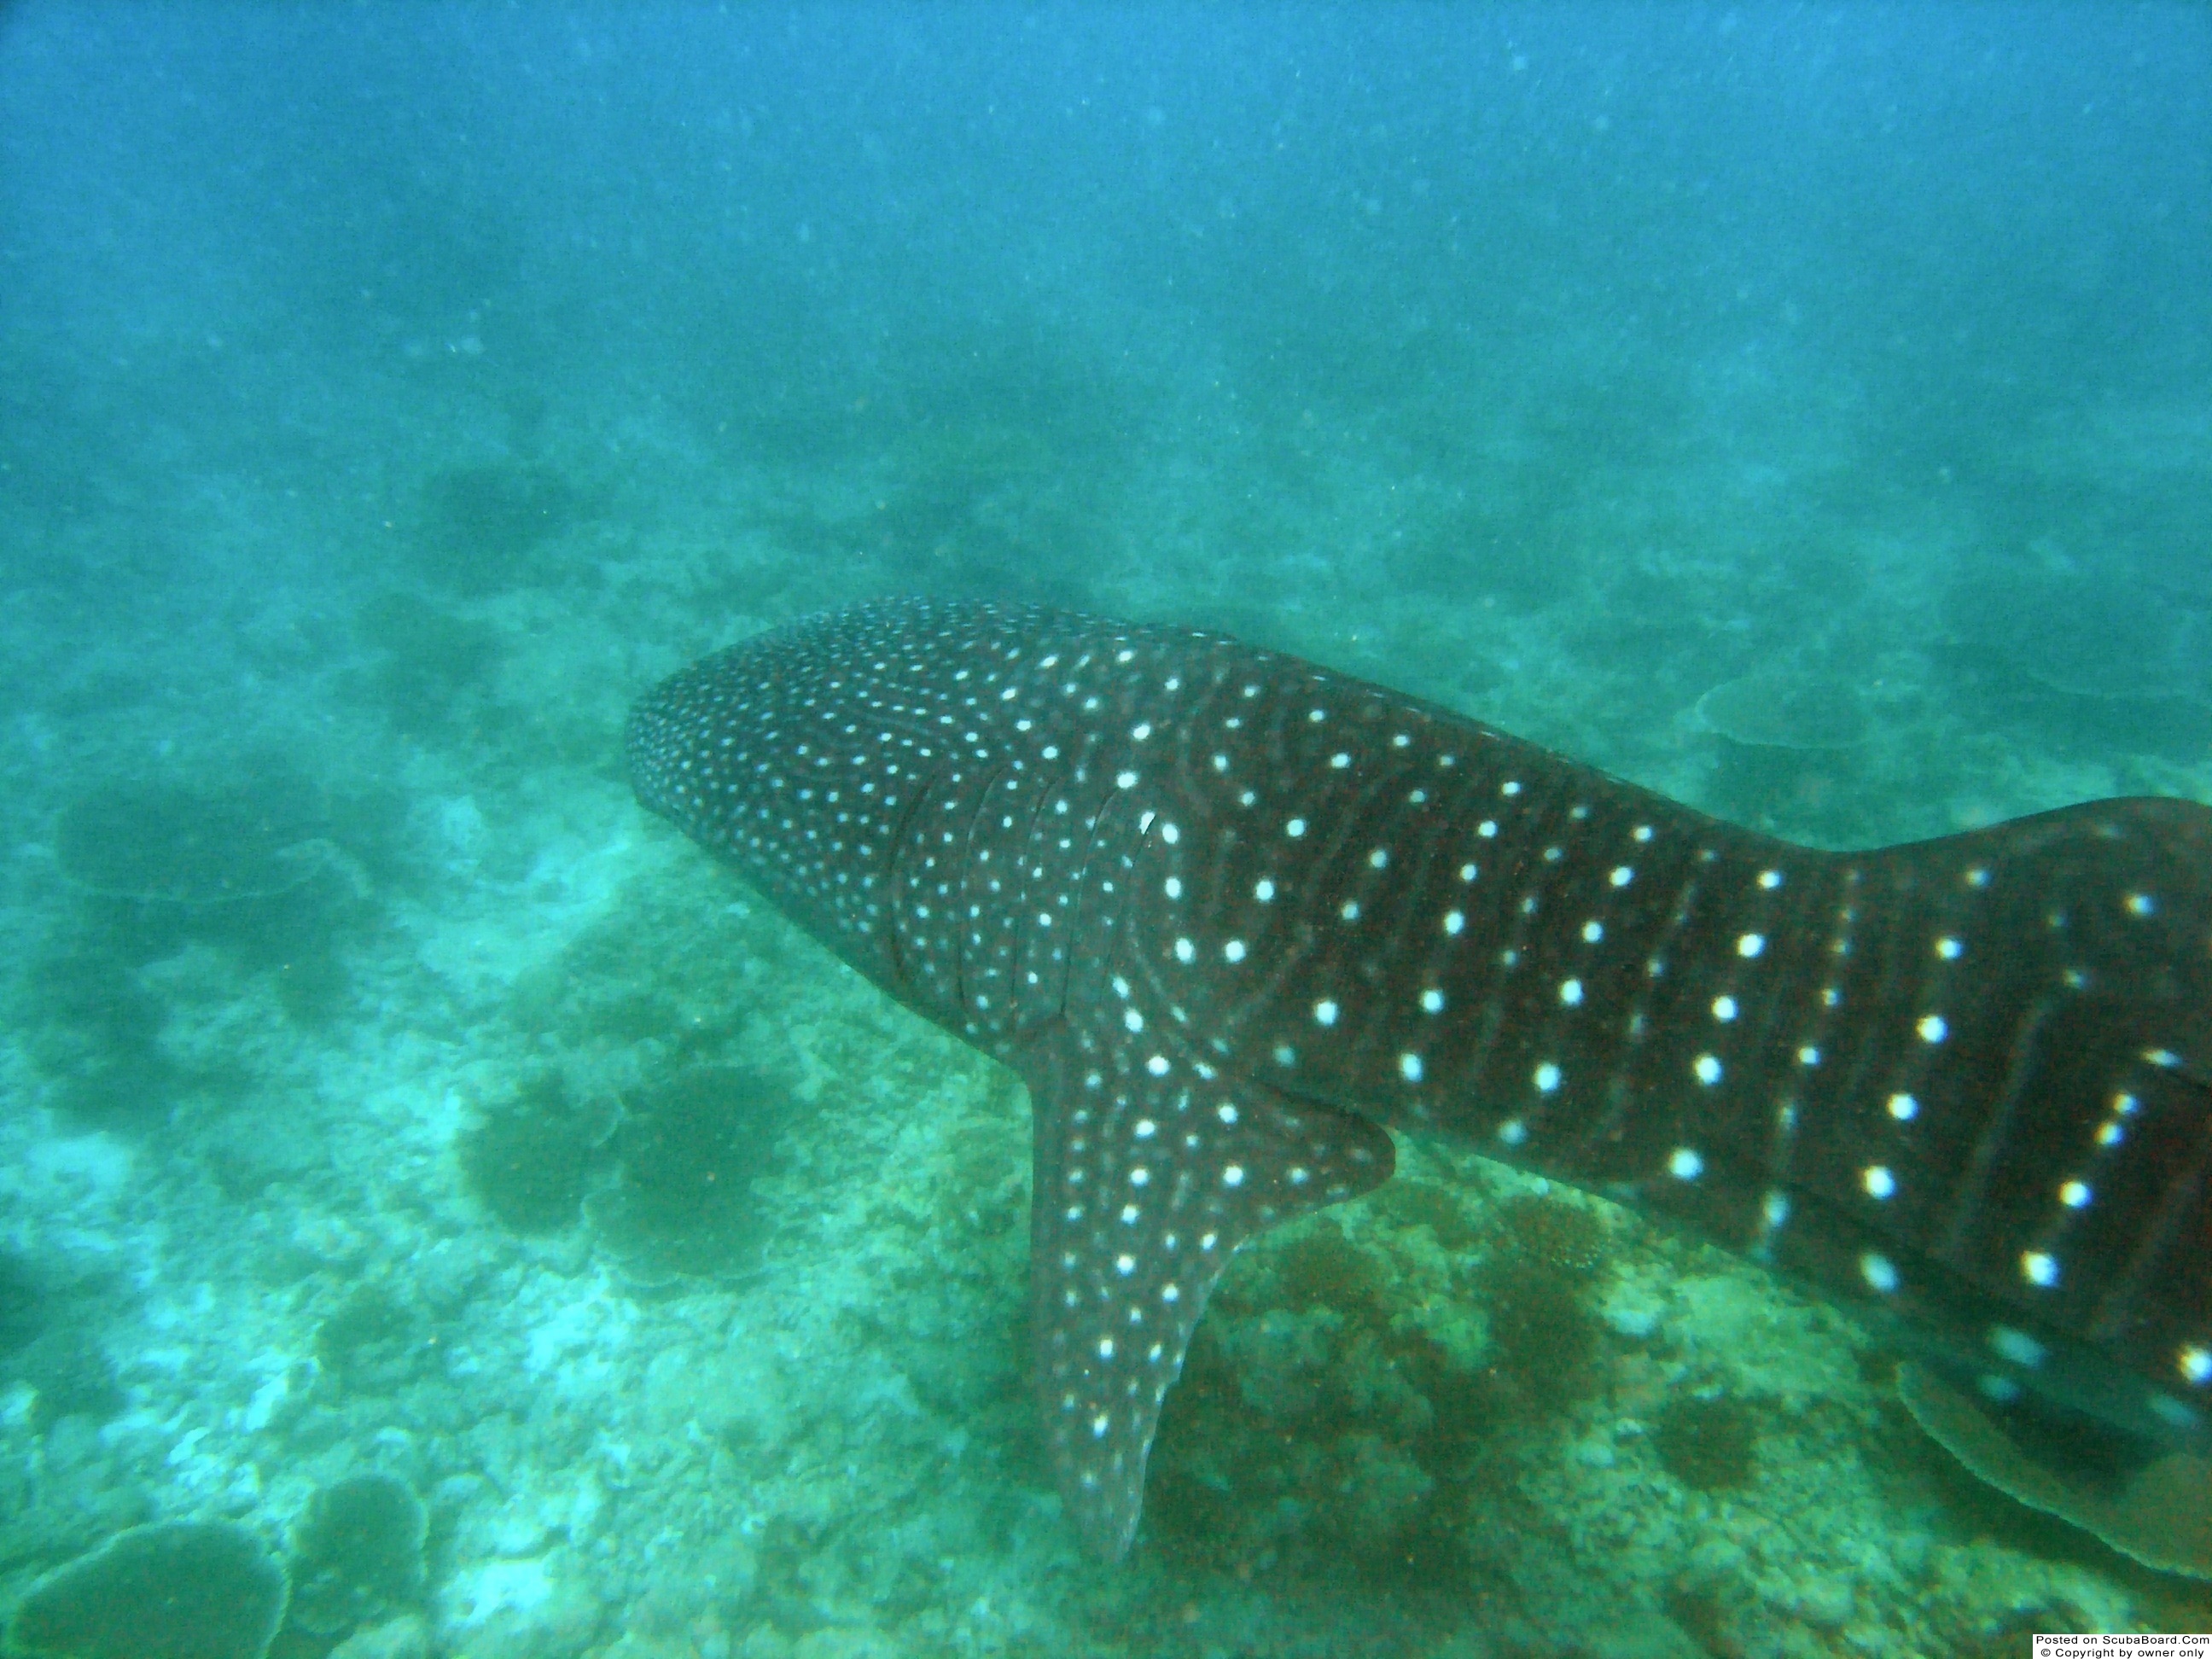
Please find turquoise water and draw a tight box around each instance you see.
[3,5,2210,1654]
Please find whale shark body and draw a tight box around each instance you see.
[626,597,2212,1560]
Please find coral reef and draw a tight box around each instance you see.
[457,1070,614,1236]
[6,1521,288,1659]
[1146,1185,1615,1593]
[283,1473,429,1643]
[1651,1391,1760,1493]
[1899,1361,2212,1579]
[581,1065,797,1278]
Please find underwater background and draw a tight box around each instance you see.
[3,4,2210,1656]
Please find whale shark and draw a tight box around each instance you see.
[626,597,2212,1561]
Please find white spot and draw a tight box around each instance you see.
[1559,978,1584,1006]
[1610,865,1633,888]
[1479,819,1498,838]
[1917,1014,1947,1044]
[1341,900,1360,921]
[1499,1119,1528,1146]
[1989,1327,2046,1368]
[1862,1165,1896,1200]
[1115,1254,1136,1276]
[1174,938,1196,963]
[2115,1091,2141,1115]
[1124,1009,1144,1033]
[1501,779,1522,796]
[1712,995,1738,1022]
[1147,1055,1170,1077]
[1459,863,1478,881]
[1534,1062,1562,1093]
[2148,1048,2182,1069]
[1737,933,1765,958]
[2182,1346,2212,1386]
[2059,1179,2092,1209]
[1443,910,1465,935]
[1091,1412,1110,1438]
[1254,879,1276,902]
[1966,865,1991,888]
[1796,1045,1820,1067]
[1216,1103,1239,1124]
[1633,824,1653,842]
[1134,1119,1157,1138]
[1693,1054,1723,1086]
[1164,877,1184,900]
[1223,1164,1245,1187]
[1668,1148,1704,1181]
[1887,1091,1918,1121]
[1160,820,1180,844]
[1288,1166,1309,1185]
[1330,753,1351,770]
[2098,1122,2125,1147]
[1115,770,1138,789]
[1861,1253,1901,1294]
[1400,1052,1423,1082]
[1097,1338,1115,1359]
[1161,1284,1181,1304]
[1287,818,1307,838]
[2127,892,2157,917]
[1313,999,1340,1027]
[1420,988,1446,1014]
[1224,940,1248,963]
[1762,1191,1790,1229]
[1369,848,1389,870]
[1132,722,1152,742]
[1936,937,1962,960]
[1758,870,1784,890]
[1582,920,1604,943]
[1129,1167,1150,1187]
[2021,1250,2060,1289]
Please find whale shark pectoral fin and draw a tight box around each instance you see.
[1016,1024,1394,1560]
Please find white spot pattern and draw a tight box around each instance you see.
[628,595,2212,1563]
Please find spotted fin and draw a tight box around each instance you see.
[1016,1019,1394,1557]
